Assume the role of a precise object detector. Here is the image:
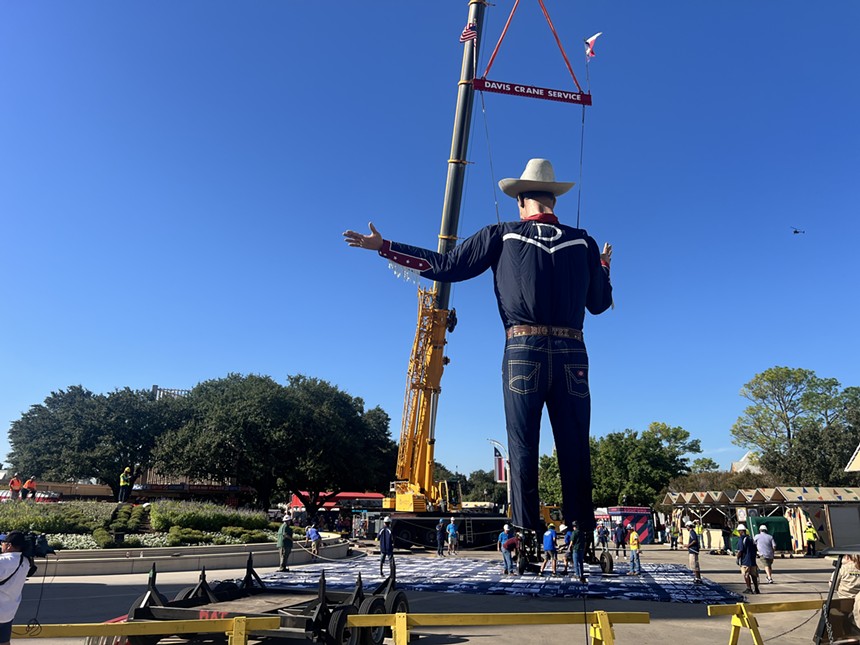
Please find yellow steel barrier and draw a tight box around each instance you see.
[348,610,650,645]
[707,600,825,645]
[11,615,281,645]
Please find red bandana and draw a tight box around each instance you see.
[520,212,559,225]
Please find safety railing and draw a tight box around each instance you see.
[707,599,825,645]
[12,615,281,645]
[348,610,650,645]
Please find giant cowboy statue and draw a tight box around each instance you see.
[343,158,613,534]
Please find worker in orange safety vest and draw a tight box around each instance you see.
[8,474,22,500]
[22,476,37,501]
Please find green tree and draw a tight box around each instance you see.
[9,386,98,480]
[691,457,720,473]
[279,375,397,516]
[9,386,182,495]
[84,387,189,495]
[465,469,507,506]
[154,373,290,509]
[538,450,562,506]
[730,367,814,462]
[731,368,860,484]
[591,422,701,507]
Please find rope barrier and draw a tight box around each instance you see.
[291,538,369,564]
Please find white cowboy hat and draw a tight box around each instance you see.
[498,158,574,198]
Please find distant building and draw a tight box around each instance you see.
[151,384,191,400]
[731,451,762,474]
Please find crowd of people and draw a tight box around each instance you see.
[487,516,810,593]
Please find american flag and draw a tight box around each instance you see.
[459,22,477,43]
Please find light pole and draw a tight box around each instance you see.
[487,439,512,518]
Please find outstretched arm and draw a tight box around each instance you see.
[343,222,383,251]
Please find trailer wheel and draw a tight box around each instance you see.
[212,580,241,600]
[326,605,358,645]
[127,590,168,645]
[383,590,409,639]
[516,554,528,576]
[384,589,409,615]
[358,596,386,645]
[394,527,413,549]
[172,586,196,601]
[600,550,614,574]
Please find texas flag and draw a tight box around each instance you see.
[585,32,603,58]
[494,447,507,483]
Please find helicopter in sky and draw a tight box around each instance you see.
[790,226,806,235]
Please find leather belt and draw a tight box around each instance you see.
[505,325,583,341]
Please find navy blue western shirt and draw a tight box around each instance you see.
[379,219,612,330]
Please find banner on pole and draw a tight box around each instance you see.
[494,447,507,483]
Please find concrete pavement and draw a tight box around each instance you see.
[14,544,836,644]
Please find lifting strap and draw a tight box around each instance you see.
[481,0,583,93]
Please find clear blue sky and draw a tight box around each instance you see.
[2,2,858,478]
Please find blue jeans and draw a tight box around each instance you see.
[629,550,641,574]
[572,547,584,579]
[502,549,514,573]
[503,335,593,532]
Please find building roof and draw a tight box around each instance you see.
[665,486,860,506]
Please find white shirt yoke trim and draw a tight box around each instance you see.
[502,234,588,254]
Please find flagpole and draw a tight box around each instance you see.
[488,438,512,518]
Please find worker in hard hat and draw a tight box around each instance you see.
[446,518,459,556]
[498,524,514,574]
[539,523,558,577]
[736,524,760,594]
[378,516,395,578]
[118,466,133,502]
[7,474,22,501]
[804,521,819,557]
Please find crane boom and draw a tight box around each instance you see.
[385,0,486,514]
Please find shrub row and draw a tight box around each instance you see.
[150,501,268,532]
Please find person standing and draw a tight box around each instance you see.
[754,525,776,583]
[22,477,36,502]
[736,524,760,594]
[435,519,446,557]
[378,517,395,578]
[670,524,680,550]
[118,467,132,503]
[539,523,558,577]
[498,524,514,573]
[614,521,627,558]
[721,523,733,553]
[276,518,293,572]
[343,158,613,535]
[570,521,586,583]
[627,524,642,576]
[804,521,819,557]
[7,475,21,501]
[596,522,609,550]
[694,521,704,551]
[684,521,703,584]
[446,518,459,555]
[559,524,572,575]
[0,531,29,645]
